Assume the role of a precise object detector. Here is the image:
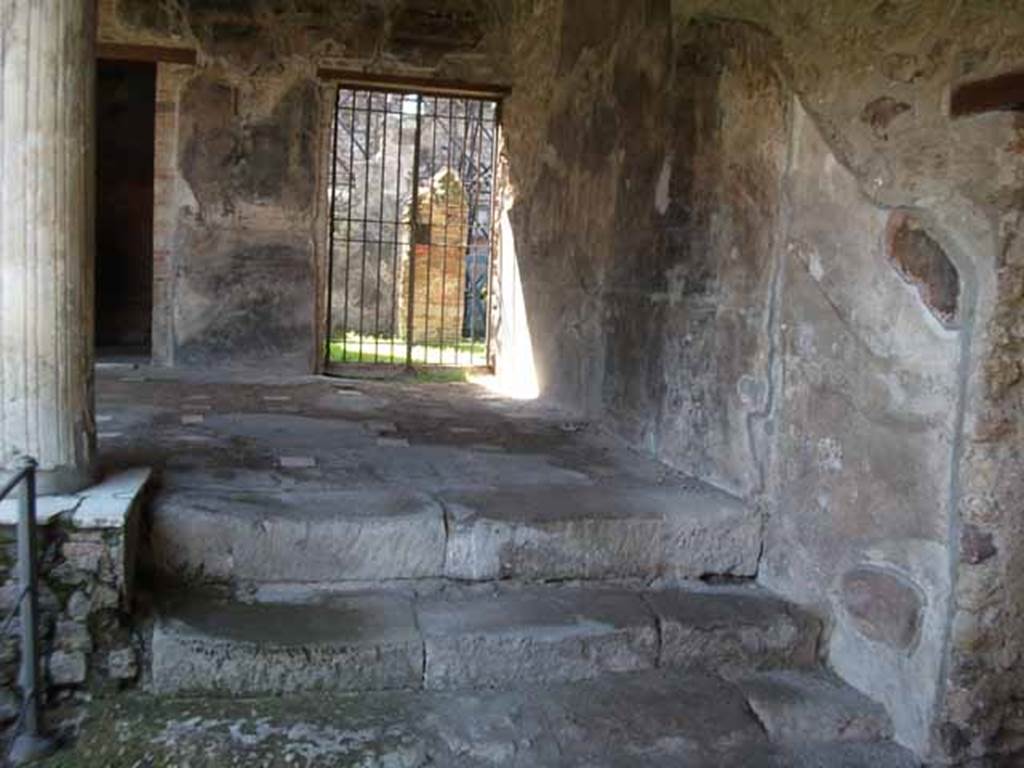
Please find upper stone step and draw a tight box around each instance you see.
[150,489,446,585]
[443,483,759,581]
[149,481,760,586]
[150,583,820,696]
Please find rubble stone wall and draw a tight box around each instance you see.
[0,472,148,722]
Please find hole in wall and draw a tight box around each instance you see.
[885,212,960,327]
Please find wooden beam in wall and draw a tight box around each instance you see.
[951,70,1024,117]
[317,68,509,100]
[97,43,197,66]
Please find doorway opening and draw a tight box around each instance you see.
[325,85,500,371]
[95,59,156,361]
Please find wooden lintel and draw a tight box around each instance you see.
[951,70,1024,117]
[97,43,197,66]
[316,68,509,100]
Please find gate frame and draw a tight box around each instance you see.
[316,70,509,376]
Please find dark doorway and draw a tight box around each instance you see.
[95,60,156,359]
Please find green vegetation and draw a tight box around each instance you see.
[411,367,470,383]
[328,333,486,367]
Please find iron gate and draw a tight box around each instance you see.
[325,85,500,369]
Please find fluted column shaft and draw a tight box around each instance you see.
[0,0,96,494]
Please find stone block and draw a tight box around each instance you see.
[737,670,894,745]
[0,688,17,724]
[0,638,16,666]
[442,483,760,582]
[648,586,820,676]
[61,540,105,574]
[152,593,422,695]
[48,650,87,686]
[66,590,91,621]
[418,586,657,690]
[443,496,662,580]
[660,486,761,578]
[0,581,20,615]
[151,490,446,584]
[90,584,121,612]
[48,562,89,587]
[54,620,93,653]
[107,647,138,681]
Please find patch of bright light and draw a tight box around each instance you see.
[468,371,539,401]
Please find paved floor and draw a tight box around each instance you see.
[95,364,681,498]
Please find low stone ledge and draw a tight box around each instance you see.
[0,467,150,717]
[0,467,151,530]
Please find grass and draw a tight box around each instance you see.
[328,332,487,368]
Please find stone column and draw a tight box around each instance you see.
[0,1,96,494]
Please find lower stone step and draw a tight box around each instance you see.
[149,481,761,586]
[737,669,895,745]
[150,584,820,696]
[64,668,921,767]
[417,586,658,690]
[150,592,423,695]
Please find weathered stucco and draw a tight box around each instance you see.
[169,72,320,370]
[99,0,500,372]
[766,102,962,756]
[498,4,790,505]
[497,1,1024,763]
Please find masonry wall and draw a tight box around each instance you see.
[98,0,498,373]
[94,0,1024,763]
[764,102,963,756]
[497,1,1024,763]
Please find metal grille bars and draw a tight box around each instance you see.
[325,86,500,370]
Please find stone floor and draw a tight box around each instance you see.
[41,670,917,768]
[94,364,684,498]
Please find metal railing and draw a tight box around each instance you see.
[0,458,55,765]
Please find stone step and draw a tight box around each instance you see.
[150,489,447,584]
[736,669,895,745]
[150,584,820,696]
[442,483,760,580]
[149,481,760,586]
[69,668,920,767]
[150,592,423,696]
[417,586,659,690]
